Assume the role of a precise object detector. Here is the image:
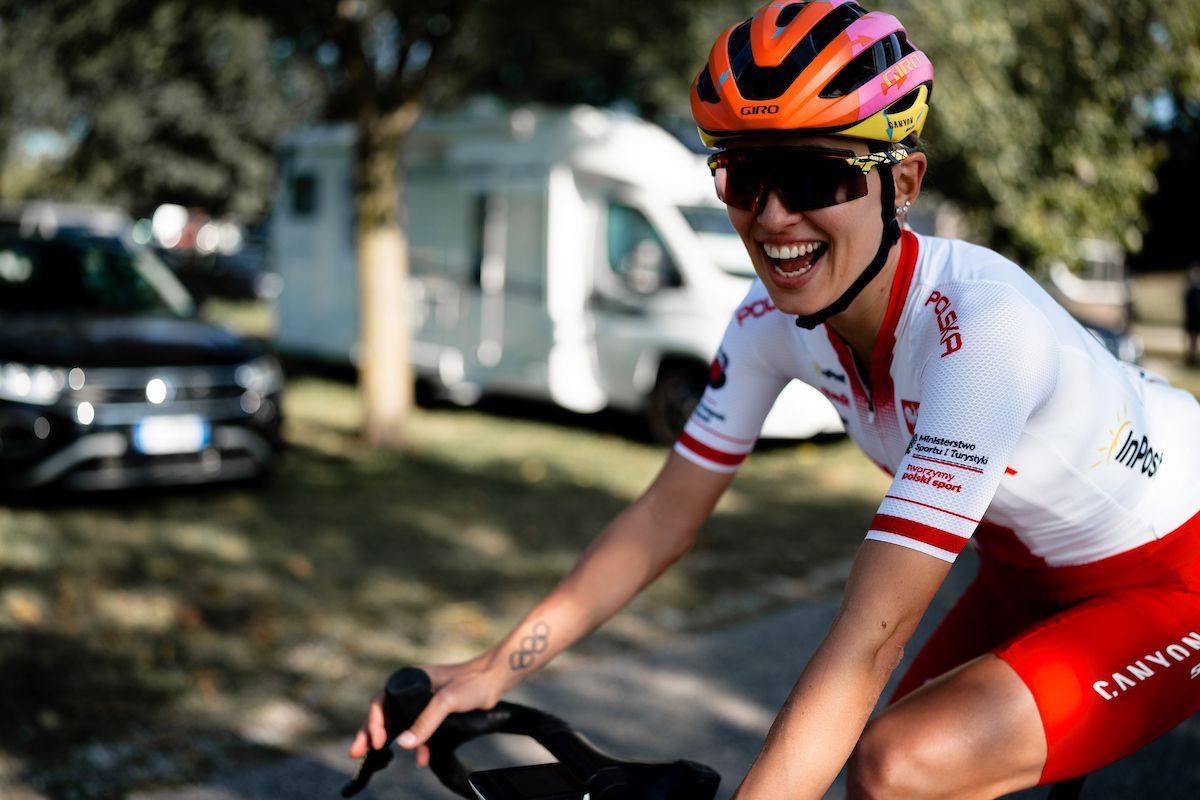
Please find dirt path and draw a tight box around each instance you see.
[122,551,1200,800]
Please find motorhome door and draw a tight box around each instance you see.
[408,176,553,397]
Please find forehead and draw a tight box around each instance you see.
[721,134,871,154]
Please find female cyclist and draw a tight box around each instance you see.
[350,2,1200,797]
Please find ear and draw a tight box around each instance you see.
[893,151,927,208]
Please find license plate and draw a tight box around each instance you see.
[132,415,211,455]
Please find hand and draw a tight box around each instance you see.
[347,658,509,767]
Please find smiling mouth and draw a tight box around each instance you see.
[761,241,828,278]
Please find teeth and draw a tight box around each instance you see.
[763,242,822,260]
[775,262,814,278]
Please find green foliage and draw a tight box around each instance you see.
[886,0,1200,268]
[429,0,738,119]
[434,0,1200,268]
[1,0,1196,268]
[0,0,323,218]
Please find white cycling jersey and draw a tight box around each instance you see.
[676,231,1200,567]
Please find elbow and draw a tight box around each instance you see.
[645,526,696,576]
[877,637,907,679]
[867,623,910,683]
[665,524,699,563]
[831,604,917,682]
[635,495,701,565]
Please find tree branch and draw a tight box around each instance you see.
[377,0,465,115]
[334,2,378,117]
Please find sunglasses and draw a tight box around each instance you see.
[706,146,911,213]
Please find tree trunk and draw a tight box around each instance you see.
[355,107,419,448]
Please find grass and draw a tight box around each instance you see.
[0,366,888,798]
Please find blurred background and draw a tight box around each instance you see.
[1,0,1199,797]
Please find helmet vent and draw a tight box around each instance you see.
[885,86,921,114]
[728,20,754,78]
[775,2,808,27]
[730,4,868,101]
[696,67,720,104]
[820,32,913,99]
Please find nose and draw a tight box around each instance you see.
[756,188,799,228]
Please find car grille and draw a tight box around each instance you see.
[67,364,254,424]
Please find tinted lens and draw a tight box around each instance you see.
[710,150,868,212]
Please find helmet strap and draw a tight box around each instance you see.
[793,167,901,330]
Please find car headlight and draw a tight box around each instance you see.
[234,355,284,395]
[0,362,66,405]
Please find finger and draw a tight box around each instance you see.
[348,727,370,759]
[416,744,431,768]
[399,692,451,749]
[367,693,389,750]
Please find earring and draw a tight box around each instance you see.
[895,200,912,215]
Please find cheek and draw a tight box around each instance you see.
[728,207,755,238]
[822,202,878,251]
[728,208,760,253]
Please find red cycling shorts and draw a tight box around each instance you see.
[890,509,1200,784]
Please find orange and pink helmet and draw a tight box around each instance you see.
[691,0,934,148]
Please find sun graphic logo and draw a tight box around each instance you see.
[1092,408,1132,469]
[1092,405,1164,478]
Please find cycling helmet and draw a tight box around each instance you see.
[691,0,934,329]
[691,0,933,148]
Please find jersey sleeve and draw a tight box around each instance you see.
[673,289,793,474]
[866,283,1060,561]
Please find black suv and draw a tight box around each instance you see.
[0,228,283,491]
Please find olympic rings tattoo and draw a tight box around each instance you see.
[509,621,551,671]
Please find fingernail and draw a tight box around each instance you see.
[398,731,417,748]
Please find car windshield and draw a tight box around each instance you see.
[679,206,756,278]
[0,234,194,316]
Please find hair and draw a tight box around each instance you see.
[869,132,926,156]
[901,133,926,155]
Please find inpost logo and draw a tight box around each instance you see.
[1092,406,1164,478]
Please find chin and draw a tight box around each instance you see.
[757,274,834,318]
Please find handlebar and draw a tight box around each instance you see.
[342,666,721,800]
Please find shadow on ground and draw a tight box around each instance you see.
[0,386,880,799]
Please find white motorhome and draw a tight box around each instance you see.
[272,102,841,441]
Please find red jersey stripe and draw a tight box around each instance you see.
[870,513,970,554]
[911,454,985,474]
[884,494,981,523]
[692,417,758,446]
[678,432,747,467]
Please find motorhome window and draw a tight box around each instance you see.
[291,173,317,216]
[680,205,756,278]
[606,203,682,292]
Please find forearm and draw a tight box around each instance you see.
[732,542,950,799]
[483,459,719,691]
[733,621,904,799]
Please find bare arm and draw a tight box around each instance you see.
[351,451,734,758]
[483,450,733,682]
[731,541,952,800]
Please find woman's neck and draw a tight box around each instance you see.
[825,242,902,367]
